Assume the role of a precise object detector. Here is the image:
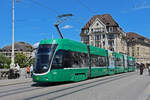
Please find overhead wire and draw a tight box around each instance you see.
[29,0,83,25]
[15,0,54,23]
[30,0,88,25]
[73,0,96,14]
[18,0,86,29]
[17,0,90,40]
[30,0,60,15]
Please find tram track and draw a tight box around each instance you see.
[25,72,136,100]
[0,80,32,87]
[0,72,136,99]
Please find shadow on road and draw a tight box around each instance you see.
[31,81,74,87]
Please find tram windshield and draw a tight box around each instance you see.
[34,44,57,74]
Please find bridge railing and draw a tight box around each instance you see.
[0,69,9,79]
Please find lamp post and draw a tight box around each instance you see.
[10,0,15,69]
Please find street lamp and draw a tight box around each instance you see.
[10,0,15,69]
[10,0,20,69]
[54,14,73,39]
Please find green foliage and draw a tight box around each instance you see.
[29,58,35,66]
[15,53,27,68]
[15,53,35,68]
[0,53,35,69]
[0,54,11,69]
[5,58,11,69]
[24,57,35,67]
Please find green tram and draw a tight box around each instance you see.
[32,39,136,82]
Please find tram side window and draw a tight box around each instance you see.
[52,50,64,69]
[52,50,89,69]
[91,55,107,67]
[91,55,97,67]
[71,52,80,68]
[63,51,89,68]
[81,53,89,67]
[127,60,135,66]
[115,58,123,66]
[71,51,89,68]
[52,50,74,69]
[63,50,76,68]
[128,60,131,66]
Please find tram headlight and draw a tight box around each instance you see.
[43,66,48,70]
[42,65,48,70]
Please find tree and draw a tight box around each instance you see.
[0,54,11,69]
[5,58,11,69]
[24,57,35,67]
[15,53,27,68]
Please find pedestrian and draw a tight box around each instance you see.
[136,63,139,72]
[15,63,20,78]
[147,64,150,76]
[26,65,30,78]
[30,64,33,77]
[136,63,140,69]
[16,64,20,71]
[139,63,144,75]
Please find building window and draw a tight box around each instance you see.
[91,42,94,46]
[132,46,134,57]
[127,47,129,55]
[84,30,87,34]
[103,34,105,39]
[95,42,99,47]
[137,47,139,56]
[95,35,101,41]
[108,34,114,39]
[96,23,99,26]
[122,46,124,51]
[109,27,113,32]
[108,41,114,46]
[91,29,93,32]
[103,41,105,46]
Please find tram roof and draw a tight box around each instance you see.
[39,39,106,56]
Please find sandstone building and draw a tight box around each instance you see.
[127,32,150,65]
[0,42,33,58]
[80,14,127,54]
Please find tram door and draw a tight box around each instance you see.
[124,55,128,69]
[108,50,115,69]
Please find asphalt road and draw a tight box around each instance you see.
[0,70,150,100]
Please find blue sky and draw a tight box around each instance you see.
[0,0,150,48]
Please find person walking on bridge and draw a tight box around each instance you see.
[26,65,30,78]
[147,64,150,76]
[30,64,33,77]
[140,63,144,75]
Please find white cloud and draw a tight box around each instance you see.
[121,1,150,13]
[33,42,39,48]
[133,1,150,10]
[62,25,72,29]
